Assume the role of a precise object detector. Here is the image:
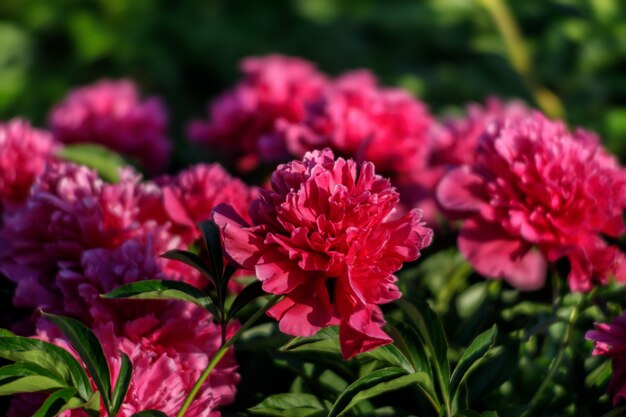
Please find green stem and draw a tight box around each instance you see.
[176,294,282,417]
[521,296,586,417]
[477,0,564,119]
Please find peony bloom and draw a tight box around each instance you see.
[437,113,626,291]
[213,149,432,359]
[158,163,258,244]
[10,304,240,417]
[0,119,58,214]
[49,79,171,174]
[586,312,626,405]
[187,55,328,172]
[0,162,169,313]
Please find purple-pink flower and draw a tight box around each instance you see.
[187,55,327,172]
[437,112,626,291]
[0,119,58,214]
[212,149,432,359]
[586,312,626,405]
[49,79,171,174]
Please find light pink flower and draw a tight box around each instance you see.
[0,119,58,214]
[0,162,169,313]
[586,312,626,405]
[437,113,626,291]
[10,304,240,417]
[187,55,328,172]
[49,79,170,174]
[213,149,432,359]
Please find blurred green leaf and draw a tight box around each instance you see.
[57,144,127,183]
[249,393,326,417]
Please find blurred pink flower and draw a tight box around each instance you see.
[0,119,58,214]
[188,55,327,172]
[213,149,432,359]
[437,113,626,291]
[49,79,170,174]
[10,304,239,417]
[586,312,626,405]
[0,162,169,313]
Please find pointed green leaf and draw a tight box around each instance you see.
[111,352,132,416]
[226,280,264,321]
[282,327,342,355]
[328,367,429,417]
[249,393,326,416]
[198,220,224,284]
[0,336,92,401]
[0,375,65,395]
[452,411,482,417]
[31,387,79,417]
[0,328,16,337]
[397,299,450,403]
[450,326,497,397]
[131,411,169,417]
[160,250,218,288]
[43,313,112,414]
[102,279,219,318]
[57,143,126,183]
[0,362,65,382]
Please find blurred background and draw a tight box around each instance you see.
[1,0,625,159]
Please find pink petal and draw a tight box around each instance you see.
[436,166,488,213]
[211,203,264,269]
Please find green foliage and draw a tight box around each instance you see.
[57,144,127,183]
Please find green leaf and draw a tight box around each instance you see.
[0,336,92,401]
[387,320,433,380]
[130,411,169,417]
[0,362,65,382]
[282,327,342,356]
[450,325,497,397]
[397,299,450,403]
[226,280,266,321]
[32,387,79,417]
[249,393,326,417]
[328,367,429,417]
[57,144,126,183]
[452,411,482,417]
[198,220,224,286]
[102,279,219,318]
[111,352,132,416]
[0,328,16,337]
[160,250,218,289]
[0,375,64,395]
[43,313,113,415]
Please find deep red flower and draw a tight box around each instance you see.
[213,149,432,359]
[437,113,626,291]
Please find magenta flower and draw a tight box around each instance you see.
[0,162,167,313]
[49,79,171,174]
[0,119,58,214]
[212,149,432,359]
[437,113,626,291]
[188,55,327,172]
[586,312,626,405]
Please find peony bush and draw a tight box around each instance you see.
[0,55,625,417]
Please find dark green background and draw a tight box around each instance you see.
[1,0,625,161]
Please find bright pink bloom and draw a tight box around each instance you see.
[437,113,626,291]
[10,305,240,417]
[187,55,328,172]
[0,119,58,214]
[159,163,257,243]
[49,79,171,174]
[586,312,626,405]
[213,149,432,359]
[0,162,168,313]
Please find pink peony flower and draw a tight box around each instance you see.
[212,149,432,359]
[586,312,626,405]
[0,118,58,214]
[49,79,171,174]
[437,113,626,291]
[159,163,258,244]
[10,304,240,417]
[0,162,169,313]
[187,55,328,172]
